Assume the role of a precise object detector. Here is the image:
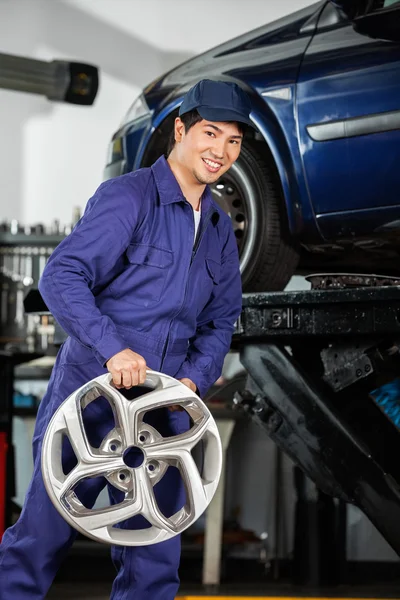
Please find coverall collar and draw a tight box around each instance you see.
[151,155,219,218]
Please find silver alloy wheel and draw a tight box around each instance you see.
[41,371,222,546]
[211,161,258,279]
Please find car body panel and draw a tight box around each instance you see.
[104,114,154,179]
[105,0,400,250]
[297,3,400,239]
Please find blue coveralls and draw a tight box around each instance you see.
[0,155,242,600]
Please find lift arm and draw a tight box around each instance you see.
[0,53,99,105]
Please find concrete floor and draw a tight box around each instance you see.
[44,542,400,599]
[47,583,110,599]
[46,582,400,599]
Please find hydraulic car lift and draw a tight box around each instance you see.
[233,274,400,562]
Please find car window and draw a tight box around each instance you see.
[369,0,400,9]
[328,0,400,21]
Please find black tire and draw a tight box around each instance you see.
[211,141,300,292]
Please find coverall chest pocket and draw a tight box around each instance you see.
[205,256,221,285]
[110,243,173,308]
[199,256,221,307]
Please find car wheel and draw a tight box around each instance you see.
[210,141,299,291]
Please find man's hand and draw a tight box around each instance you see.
[179,378,197,393]
[169,378,197,412]
[106,349,147,389]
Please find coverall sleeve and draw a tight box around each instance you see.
[39,178,142,366]
[174,222,242,398]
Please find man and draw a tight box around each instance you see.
[0,79,253,599]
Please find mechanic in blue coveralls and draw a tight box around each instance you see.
[0,79,253,600]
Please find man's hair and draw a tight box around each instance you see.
[166,109,247,156]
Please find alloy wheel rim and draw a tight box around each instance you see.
[41,371,222,546]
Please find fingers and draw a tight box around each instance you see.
[114,365,137,389]
[109,354,148,389]
[113,371,122,388]
[122,369,133,389]
[138,359,147,385]
[168,405,184,412]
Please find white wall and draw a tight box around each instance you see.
[0,0,315,228]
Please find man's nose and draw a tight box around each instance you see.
[210,142,224,160]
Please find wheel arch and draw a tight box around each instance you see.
[249,108,305,238]
[137,97,304,239]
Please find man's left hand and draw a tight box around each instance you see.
[169,378,197,412]
[178,378,197,392]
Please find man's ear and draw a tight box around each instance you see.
[174,117,185,143]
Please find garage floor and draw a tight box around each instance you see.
[44,542,400,600]
[46,582,400,599]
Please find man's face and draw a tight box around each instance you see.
[174,118,243,185]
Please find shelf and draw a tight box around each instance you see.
[13,407,38,417]
[0,233,65,245]
[14,355,55,380]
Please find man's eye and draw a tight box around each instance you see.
[205,131,215,137]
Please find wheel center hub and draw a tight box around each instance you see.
[123,446,145,469]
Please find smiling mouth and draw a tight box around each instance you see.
[202,158,223,173]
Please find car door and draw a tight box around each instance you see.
[296,0,400,240]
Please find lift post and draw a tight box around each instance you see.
[233,275,400,558]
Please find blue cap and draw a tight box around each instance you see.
[179,79,254,128]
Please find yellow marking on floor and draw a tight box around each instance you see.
[176,597,391,600]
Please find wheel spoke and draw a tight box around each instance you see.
[128,383,187,415]
[145,415,210,459]
[60,456,125,498]
[114,396,137,447]
[137,469,176,533]
[77,494,142,531]
[62,402,93,464]
[146,439,207,523]
[169,448,207,521]
[176,449,207,519]
[98,379,137,446]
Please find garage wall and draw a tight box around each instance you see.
[0,0,315,228]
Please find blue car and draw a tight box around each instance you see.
[104,0,400,291]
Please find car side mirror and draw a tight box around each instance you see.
[330,0,400,42]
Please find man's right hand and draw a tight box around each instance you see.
[106,349,147,389]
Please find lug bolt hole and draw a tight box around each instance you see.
[118,470,131,483]
[138,431,150,444]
